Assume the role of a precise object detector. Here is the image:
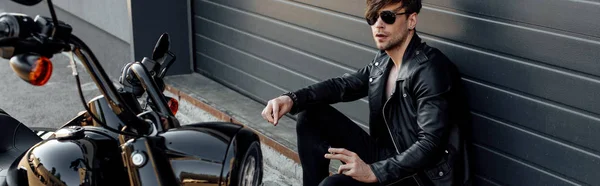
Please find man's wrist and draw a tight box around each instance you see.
[281,92,298,105]
[368,163,382,183]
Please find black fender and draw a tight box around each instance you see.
[226,127,261,185]
[160,122,261,185]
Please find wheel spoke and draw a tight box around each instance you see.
[242,156,257,186]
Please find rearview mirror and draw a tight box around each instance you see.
[151,33,170,65]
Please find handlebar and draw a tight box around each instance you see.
[0,13,28,38]
[0,22,8,37]
[129,62,178,130]
[0,12,177,135]
[69,35,149,130]
[4,1,181,184]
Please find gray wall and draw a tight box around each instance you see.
[53,0,132,44]
[192,0,600,185]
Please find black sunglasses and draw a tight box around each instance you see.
[366,10,408,26]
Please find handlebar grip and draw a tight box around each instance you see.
[0,21,9,38]
[0,13,35,39]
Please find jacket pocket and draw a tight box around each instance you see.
[425,149,454,182]
[426,160,451,180]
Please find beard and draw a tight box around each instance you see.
[377,31,408,51]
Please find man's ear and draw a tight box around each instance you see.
[408,12,418,30]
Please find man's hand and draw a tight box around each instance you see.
[324,148,378,183]
[261,96,293,126]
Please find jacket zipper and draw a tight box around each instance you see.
[382,96,400,154]
[383,83,423,186]
[382,97,418,186]
[413,175,424,186]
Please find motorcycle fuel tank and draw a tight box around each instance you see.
[7,127,126,186]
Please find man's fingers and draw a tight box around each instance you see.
[277,104,288,119]
[264,102,274,124]
[337,164,352,174]
[343,167,356,177]
[261,106,268,121]
[324,153,351,163]
[272,102,280,125]
[328,148,355,157]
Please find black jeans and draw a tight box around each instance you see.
[296,104,418,186]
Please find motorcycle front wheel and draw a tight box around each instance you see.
[238,141,263,186]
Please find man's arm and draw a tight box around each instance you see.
[369,60,454,185]
[262,62,372,125]
[289,64,371,114]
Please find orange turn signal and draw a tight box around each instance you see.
[9,54,53,86]
[29,56,53,86]
[167,97,179,115]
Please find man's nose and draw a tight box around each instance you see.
[374,17,385,28]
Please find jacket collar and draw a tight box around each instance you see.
[397,33,427,81]
[373,33,427,81]
[402,33,422,62]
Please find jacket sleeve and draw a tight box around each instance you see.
[289,64,371,115]
[369,60,454,185]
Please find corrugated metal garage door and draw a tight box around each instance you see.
[192,0,600,185]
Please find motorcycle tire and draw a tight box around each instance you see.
[238,141,263,186]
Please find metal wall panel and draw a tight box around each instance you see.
[473,145,581,186]
[423,0,600,38]
[423,35,600,115]
[192,0,600,184]
[472,113,600,184]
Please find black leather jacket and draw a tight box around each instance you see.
[291,34,471,186]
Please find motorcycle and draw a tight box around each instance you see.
[0,0,263,185]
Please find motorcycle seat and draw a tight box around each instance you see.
[0,111,42,185]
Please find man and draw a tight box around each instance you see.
[261,0,471,185]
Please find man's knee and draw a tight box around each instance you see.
[297,104,337,121]
[296,104,336,132]
[318,174,358,186]
[298,104,326,118]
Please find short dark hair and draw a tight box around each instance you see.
[365,0,422,20]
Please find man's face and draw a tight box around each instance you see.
[370,3,412,51]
